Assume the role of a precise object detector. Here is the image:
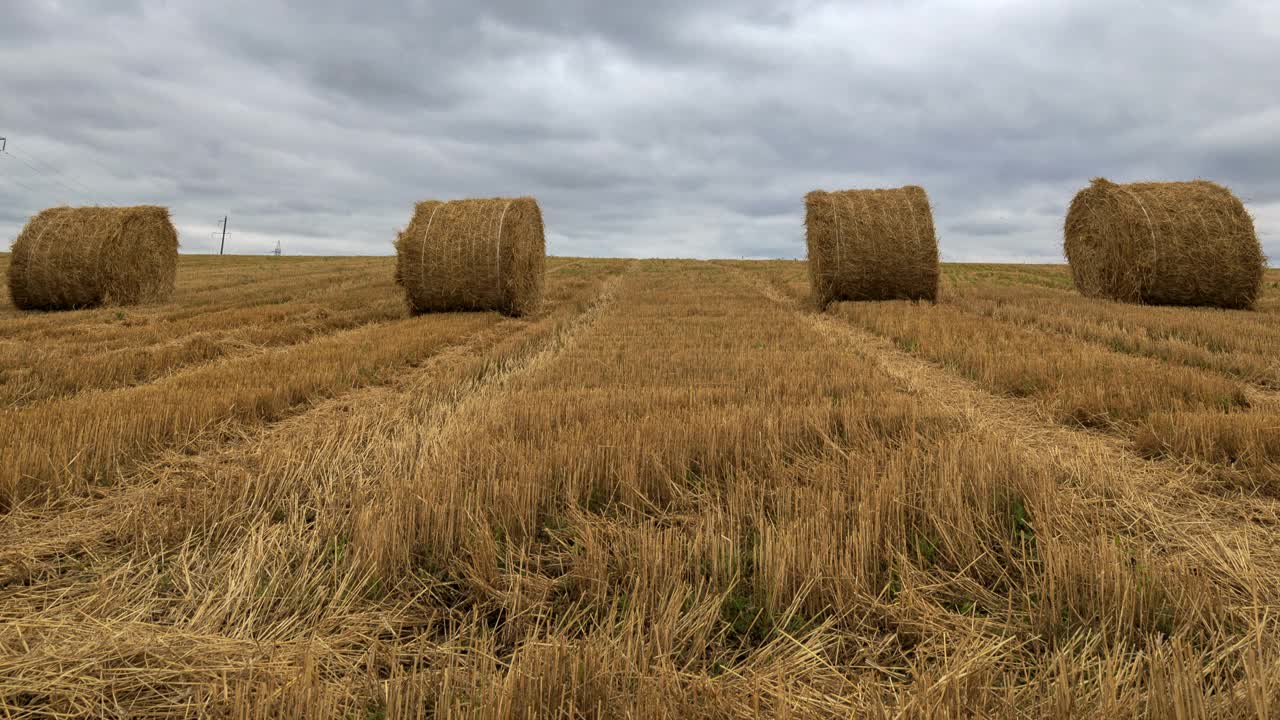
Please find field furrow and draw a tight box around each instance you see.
[0,258,387,332]
[0,260,627,587]
[945,285,1280,387]
[0,282,406,406]
[820,295,1279,494]
[0,313,509,510]
[0,259,600,510]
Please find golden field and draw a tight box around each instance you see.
[1,254,1280,718]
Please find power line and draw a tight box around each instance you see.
[1,145,96,201]
[0,151,52,196]
[14,151,94,195]
[0,134,101,203]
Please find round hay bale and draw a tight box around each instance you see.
[1064,178,1266,309]
[394,197,545,316]
[8,206,179,311]
[805,186,939,306]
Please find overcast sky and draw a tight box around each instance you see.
[1,1,1277,262]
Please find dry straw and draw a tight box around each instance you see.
[394,197,545,317]
[8,206,179,311]
[805,186,940,306]
[1064,178,1266,309]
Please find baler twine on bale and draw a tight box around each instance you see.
[1115,184,1160,272]
[415,203,443,283]
[27,207,77,301]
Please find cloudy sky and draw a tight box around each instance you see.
[1,0,1277,262]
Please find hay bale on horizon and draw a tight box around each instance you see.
[805,186,939,306]
[8,206,179,311]
[394,197,545,316]
[1064,178,1266,309]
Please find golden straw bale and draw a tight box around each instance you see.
[8,206,179,311]
[1064,178,1266,309]
[394,197,545,316]
[805,186,939,306]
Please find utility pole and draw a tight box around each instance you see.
[219,216,228,255]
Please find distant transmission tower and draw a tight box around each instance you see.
[272,239,282,257]
[210,216,231,255]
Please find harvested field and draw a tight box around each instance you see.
[2,255,1280,718]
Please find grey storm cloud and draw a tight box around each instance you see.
[1,0,1277,262]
